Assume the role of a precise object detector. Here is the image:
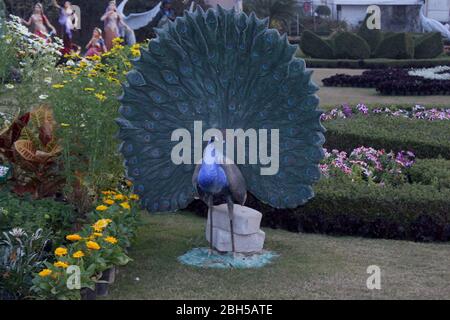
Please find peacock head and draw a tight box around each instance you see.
[203,136,224,165]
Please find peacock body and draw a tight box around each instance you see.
[117,6,325,214]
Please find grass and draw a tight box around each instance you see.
[105,212,450,300]
[311,68,450,108]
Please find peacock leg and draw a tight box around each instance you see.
[226,196,236,258]
[208,196,214,255]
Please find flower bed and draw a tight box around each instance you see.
[321,104,450,121]
[322,67,450,95]
[0,188,140,300]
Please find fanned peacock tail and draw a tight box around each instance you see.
[117,6,325,212]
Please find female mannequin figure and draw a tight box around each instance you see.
[101,0,131,50]
[52,0,78,54]
[85,27,107,57]
[21,3,57,39]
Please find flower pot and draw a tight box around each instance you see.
[95,267,115,297]
[80,288,97,300]
[101,266,116,283]
[95,282,109,297]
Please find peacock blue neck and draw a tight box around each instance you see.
[197,142,228,194]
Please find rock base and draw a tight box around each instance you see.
[206,204,265,253]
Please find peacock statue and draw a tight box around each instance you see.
[117,6,325,255]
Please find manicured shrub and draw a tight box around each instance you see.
[315,5,331,17]
[414,33,444,59]
[357,14,383,54]
[300,30,334,59]
[409,158,450,190]
[189,177,450,242]
[324,116,450,159]
[331,31,371,59]
[304,57,450,69]
[374,32,415,59]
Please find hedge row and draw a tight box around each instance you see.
[324,116,450,159]
[303,57,450,69]
[189,173,450,241]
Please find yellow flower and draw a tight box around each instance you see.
[93,232,103,237]
[73,251,85,259]
[86,241,101,250]
[113,194,125,200]
[112,37,124,46]
[52,84,64,89]
[102,190,112,195]
[54,247,68,257]
[87,54,101,61]
[130,194,139,201]
[104,236,118,244]
[95,93,107,102]
[131,48,140,57]
[96,205,108,211]
[54,261,69,268]
[103,199,115,205]
[39,269,52,277]
[120,202,131,210]
[66,234,82,241]
[92,219,111,232]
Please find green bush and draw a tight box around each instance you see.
[414,32,444,59]
[0,188,75,242]
[190,175,450,241]
[409,158,450,190]
[357,14,383,54]
[315,5,331,17]
[303,57,450,69]
[300,30,334,59]
[374,32,415,59]
[331,31,371,59]
[323,115,450,159]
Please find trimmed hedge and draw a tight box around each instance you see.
[374,32,415,59]
[414,32,444,59]
[188,174,450,242]
[331,31,371,59]
[357,14,383,54]
[409,158,450,190]
[303,57,450,69]
[299,30,334,59]
[324,115,450,159]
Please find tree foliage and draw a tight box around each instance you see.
[243,0,299,30]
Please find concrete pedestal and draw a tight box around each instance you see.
[206,204,265,253]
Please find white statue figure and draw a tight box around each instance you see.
[420,1,450,40]
[117,0,162,45]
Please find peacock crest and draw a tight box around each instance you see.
[117,6,325,212]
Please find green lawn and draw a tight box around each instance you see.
[105,212,450,300]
